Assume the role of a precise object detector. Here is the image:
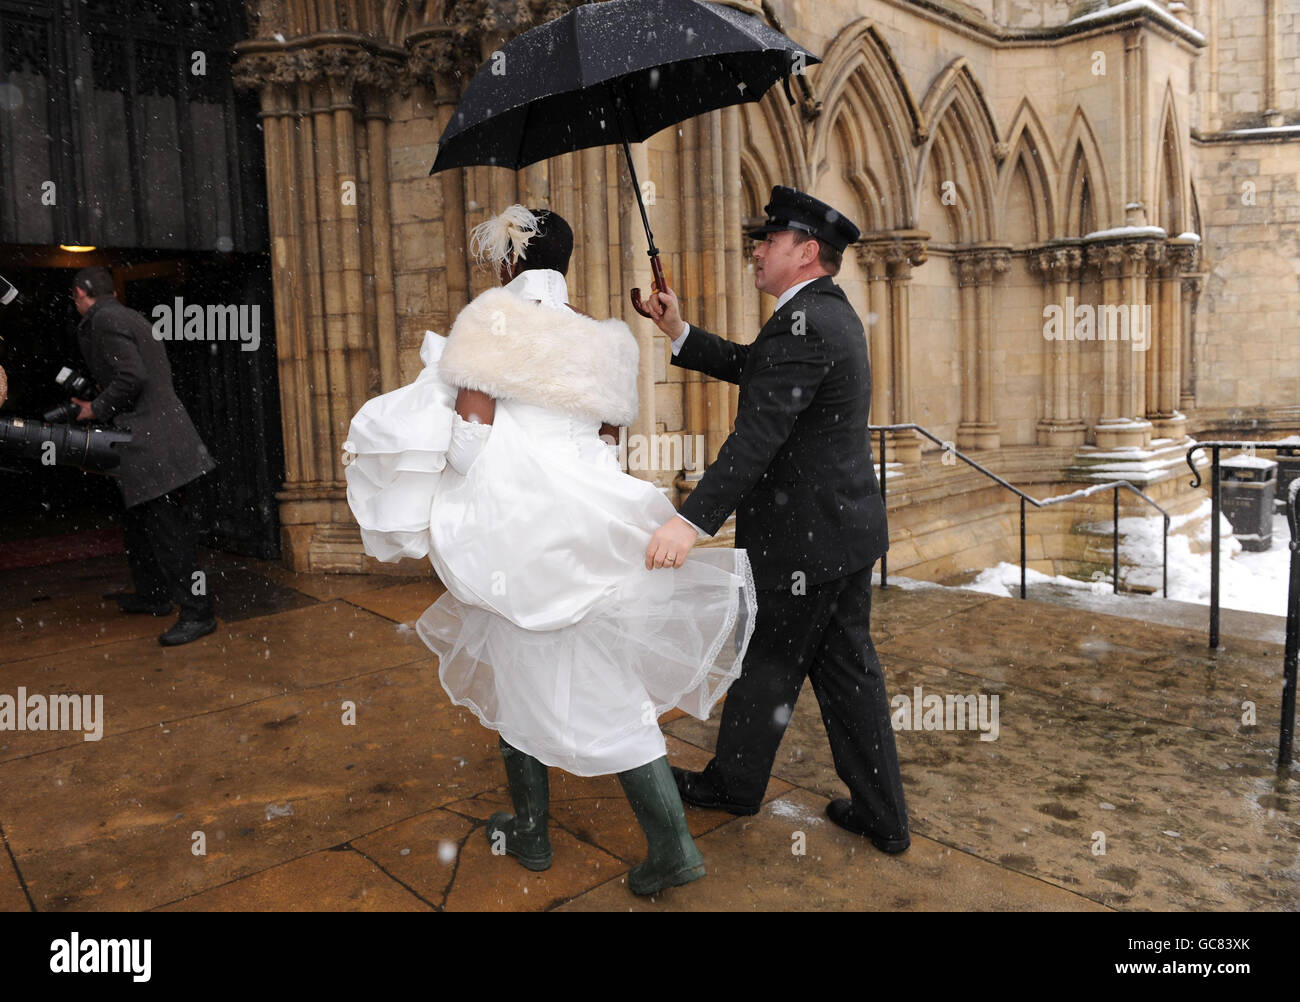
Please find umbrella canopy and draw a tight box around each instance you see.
[430,0,819,174]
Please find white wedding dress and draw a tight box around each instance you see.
[345,277,756,776]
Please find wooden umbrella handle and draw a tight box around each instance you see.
[630,254,668,318]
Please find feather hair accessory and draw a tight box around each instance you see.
[469,205,540,270]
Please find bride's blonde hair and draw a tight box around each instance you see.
[469,204,540,271]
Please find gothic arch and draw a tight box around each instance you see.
[915,58,999,241]
[740,85,810,200]
[922,125,975,242]
[1061,106,1112,235]
[808,18,920,230]
[1152,82,1188,235]
[828,105,889,231]
[740,148,770,218]
[998,97,1058,243]
[382,1,411,41]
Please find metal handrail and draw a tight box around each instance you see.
[1281,478,1299,767]
[870,423,1171,600]
[1186,440,1297,649]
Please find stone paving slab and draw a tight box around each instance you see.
[157,847,433,911]
[329,735,793,911]
[210,553,411,603]
[869,583,999,644]
[0,627,288,762]
[1027,582,1289,647]
[1,593,171,661]
[359,802,626,912]
[560,788,1110,911]
[348,807,479,908]
[0,662,495,911]
[2,555,1295,913]
[0,555,127,612]
[666,642,1300,911]
[219,601,429,690]
[343,581,445,625]
[0,839,28,912]
[880,592,1286,739]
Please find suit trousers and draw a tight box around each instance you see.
[702,560,908,841]
[121,485,213,621]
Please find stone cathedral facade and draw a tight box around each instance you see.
[229,0,1299,581]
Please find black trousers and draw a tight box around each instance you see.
[702,560,908,840]
[120,485,213,621]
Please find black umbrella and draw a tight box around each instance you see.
[430,0,819,316]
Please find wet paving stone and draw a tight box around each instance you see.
[1,562,1295,912]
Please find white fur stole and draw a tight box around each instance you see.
[438,287,639,427]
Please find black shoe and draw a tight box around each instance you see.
[825,798,910,853]
[670,766,759,816]
[112,593,173,616]
[159,617,217,646]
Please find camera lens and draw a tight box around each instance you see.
[0,415,129,471]
[42,400,81,424]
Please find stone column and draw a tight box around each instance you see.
[1124,240,1157,430]
[361,87,400,393]
[234,41,404,570]
[1123,30,1148,227]
[882,232,928,464]
[1141,241,1164,433]
[951,251,980,449]
[960,246,1010,450]
[1083,238,1155,448]
[1031,243,1086,446]
[854,242,893,430]
[1150,238,1198,440]
[1180,270,1204,411]
[1084,242,1126,445]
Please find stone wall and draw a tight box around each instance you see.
[1193,136,1300,417]
[232,0,1297,577]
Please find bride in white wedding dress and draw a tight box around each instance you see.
[344,205,756,895]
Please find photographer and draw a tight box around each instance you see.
[71,267,218,646]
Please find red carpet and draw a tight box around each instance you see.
[0,528,124,571]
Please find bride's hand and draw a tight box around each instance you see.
[645,516,698,570]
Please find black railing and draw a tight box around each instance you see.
[1185,441,1294,649]
[1281,479,1299,767]
[871,424,1171,600]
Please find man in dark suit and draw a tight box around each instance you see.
[71,267,218,646]
[644,186,909,853]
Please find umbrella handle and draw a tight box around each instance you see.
[630,254,668,319]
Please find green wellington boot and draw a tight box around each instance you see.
[618,756,706,895]
[487,739,553,871]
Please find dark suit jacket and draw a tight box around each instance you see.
[673,275,887,590]
[77,298,215,507]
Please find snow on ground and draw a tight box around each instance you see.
[957,498,1295,617]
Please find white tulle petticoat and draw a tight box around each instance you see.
[344,332,757,776]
